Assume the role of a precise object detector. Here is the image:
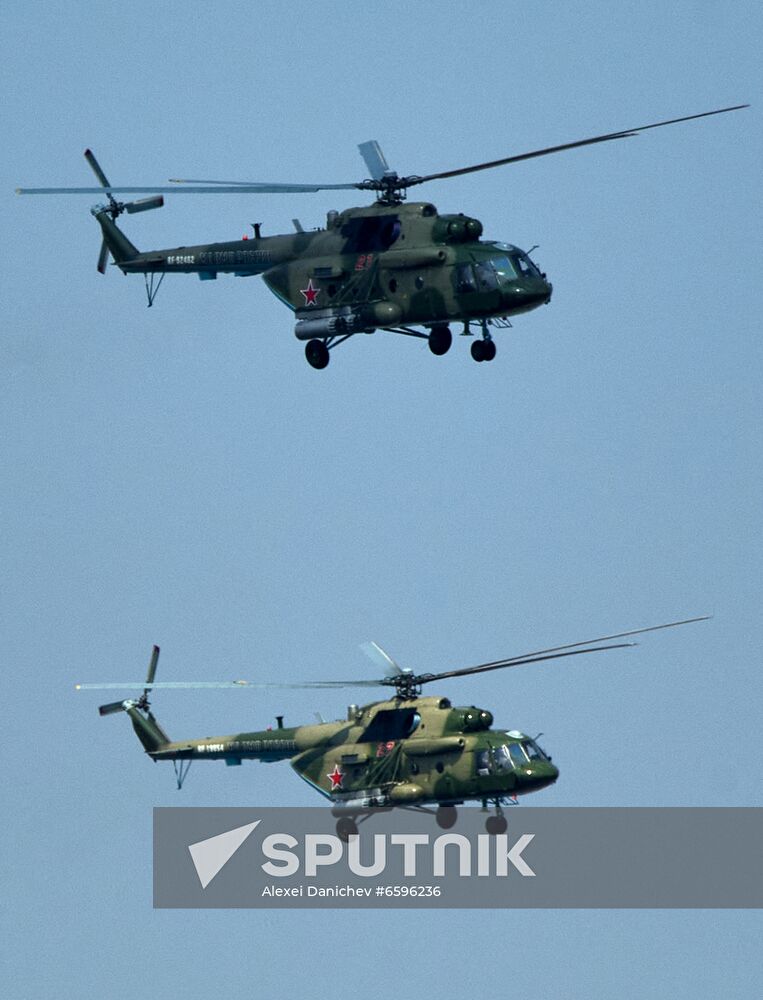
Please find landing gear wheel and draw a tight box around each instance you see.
[336,817,358,842]
[305,339,330,369]
[428,325,452,356]
[471,340,485,362]
[436,805,458,829]
[471,339,496,362]
[486,814,508,835]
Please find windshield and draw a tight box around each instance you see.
[480,741,547,775]
[507,742,528,766]
[491,255,517,282]
[523,739,546,761]
[512,253,540,277]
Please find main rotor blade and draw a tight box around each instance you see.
[358,141,391,181]
[76,679,384,691]
[460,615,712,673]
[167,179,362,192]
[415,615,710,686]
[78,681,266,690]
[417,641,637,685]
[360,641,407,677]
[17,182,362,196]
[408,105,749,186]
[77,617,709,695]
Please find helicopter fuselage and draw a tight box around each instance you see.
[139,694,558,810]
[101,200,552,356]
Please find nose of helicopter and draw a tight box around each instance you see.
[518,759,559,793]
[530,276,553,307]
[503,276,553,314]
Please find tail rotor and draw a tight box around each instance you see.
[95,645,161,716]
[84,149,163,272]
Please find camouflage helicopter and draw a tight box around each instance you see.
[18,106,745,369]
[77,616,706,835]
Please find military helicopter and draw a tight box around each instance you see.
[18,105,746,368]
[77,616,707,835]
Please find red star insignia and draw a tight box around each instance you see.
[327,764,343,790]
[300,278,320,306]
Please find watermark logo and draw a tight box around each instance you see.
[188,820,260,888]
[154,807,763,909]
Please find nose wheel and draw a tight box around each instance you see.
[481,795,515,833]
[305,339,330,369]
[435,805,458,829]
[485,813,508,835]
[335,816,359,841]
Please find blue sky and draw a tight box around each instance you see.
[2,1,760,996]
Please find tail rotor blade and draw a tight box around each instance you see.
[145,645,160,693]
[84,148,111,189]
[96,239,109,274]
[125,195,164,214]
[98,700,126,716]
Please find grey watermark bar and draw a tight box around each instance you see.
[154,807,763,908]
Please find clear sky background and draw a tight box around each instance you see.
[2,1,760,996]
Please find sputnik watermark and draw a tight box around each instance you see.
[186,822,534,892]
[154,806,763,908]
[256,832,535,878]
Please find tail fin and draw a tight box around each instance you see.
[92,208,140,270]
[125,704,170,753]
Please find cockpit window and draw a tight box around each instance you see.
[513,254,540,277]
[480,742,542,774]
[523,740,546,761]
[491,255,517,281]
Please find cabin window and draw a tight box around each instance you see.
[340,216,401,252]
[360,708,421,742]
[508,742,529,767]
[474,261,499,291]
[491,745,513,772]
[456,264,477,293]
